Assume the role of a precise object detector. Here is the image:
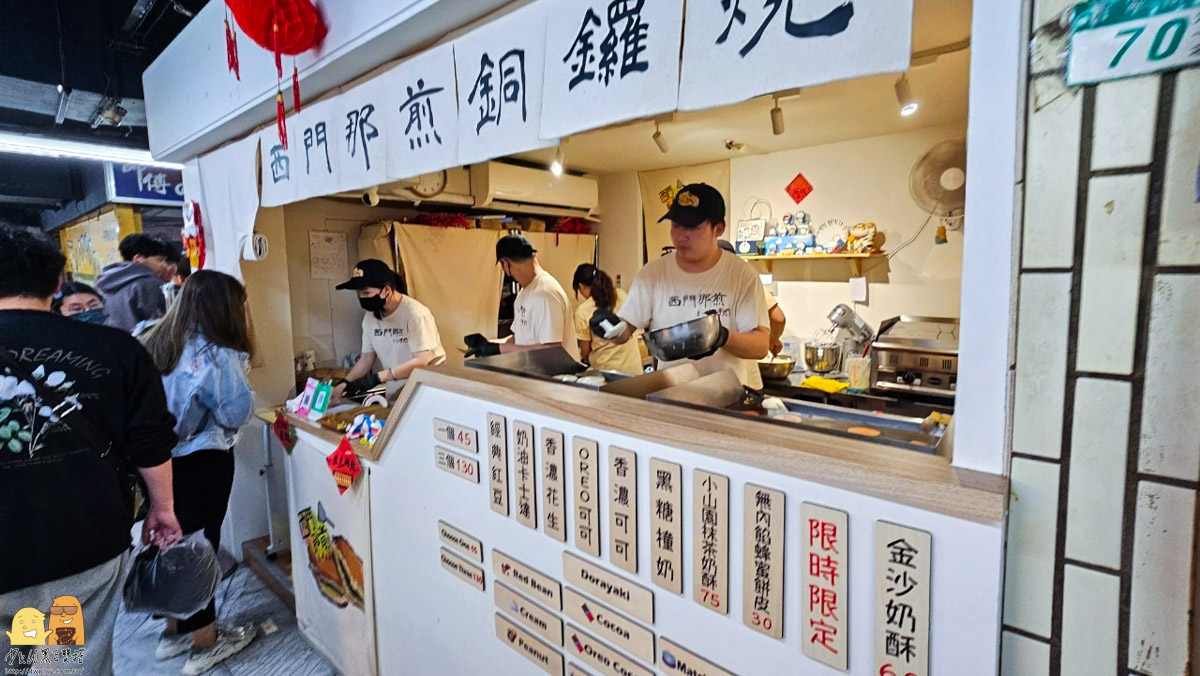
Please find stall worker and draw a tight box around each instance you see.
[335,259,446,399]
[717,239,787,356]
[595,183,770,388]
[572,263,642,374]
[464,234,579,360]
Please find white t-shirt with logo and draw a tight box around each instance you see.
[361,295,446,394]
[514,270,580,360]
[619,251,769,388]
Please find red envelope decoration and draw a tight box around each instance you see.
[326,438,363,495]
[786,172,814,204]
[272,412,297,451]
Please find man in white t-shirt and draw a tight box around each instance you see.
[335,259,446,398]
[595,183,770,387]
[465,234,579,360]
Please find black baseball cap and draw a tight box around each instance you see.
[658,183,726,228]
[336,259,396,290]
[496,234,537,262]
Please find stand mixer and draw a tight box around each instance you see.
[805,304,874,377]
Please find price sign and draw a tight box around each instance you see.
[434,418,478,453]
[1068,6,1200,85]
[436,447,480,483]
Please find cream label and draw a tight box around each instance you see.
[514,421,538,529]
[434,418,478,453]
[692,470,729,615]
[563,551,654,624]
[543,428,567,542]
[649,458,683,594]
[487,413,510,516]
[566,625,653,676]
[493,550,563,610]
[437,520,483,563]
[496,612,564,676]
[658,637,736,676]
[607,447,638,574]
[435,446,479,483]
[440,547,485,592]
[573,437,601,557]
[496,582,563,647]
[563,587,655,664]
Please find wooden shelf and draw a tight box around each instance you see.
[740,253,885,276]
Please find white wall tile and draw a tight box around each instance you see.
[1012,273,1072,458]
[1065,378,1130,568]
[1076,174,1149,374]
[1128,481,1197,675]
[1023,80,1083,269]
[1140,275,1200,481]
[1003,458,1060,636]
[1034,0,1077,26]
[1160,67,1200,266]
[1092,75,1159,170]
[1062,565,1120,674]
[1001,631,1050,676]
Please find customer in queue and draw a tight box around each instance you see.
[54,281,108,325]
[141,270,258,675]
[97,233,172,332]
[571,263,642,374]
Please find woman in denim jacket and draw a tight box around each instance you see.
[141,270,257,675]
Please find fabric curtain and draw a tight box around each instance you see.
[395,224,504,366]
[521,231,597,313]
[638,160,730,263]
[195,135,262,279]
[358,222,396,270]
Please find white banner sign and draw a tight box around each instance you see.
[334,79,390,192]
[292,100,341,202]
[678,0,914,110]
[454,0,557,166]
[541,0,683,139]
[260,126,298,208]
[384,43,460,180]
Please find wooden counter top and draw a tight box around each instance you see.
[378,364,1008,524]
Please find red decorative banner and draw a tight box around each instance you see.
[326,438,363,495]
[272,411,297,451]
[786,172,814,204]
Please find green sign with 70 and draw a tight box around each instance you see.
[1067,0,1200,85]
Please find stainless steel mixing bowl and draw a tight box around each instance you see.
[643,313,723,362]
[804,342,842,374]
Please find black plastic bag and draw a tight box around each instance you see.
[123,532,220,619]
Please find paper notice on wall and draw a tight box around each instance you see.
[309,231,348,280]
[678,0,913,110]
[383,43,460,180]
[540,0,683,139]
[453,0,557,166]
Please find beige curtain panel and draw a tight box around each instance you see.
[522,231,598,313]
[638,160,730,262]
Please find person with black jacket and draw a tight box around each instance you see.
[0,226,181,676]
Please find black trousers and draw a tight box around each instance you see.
[171,449,235,634]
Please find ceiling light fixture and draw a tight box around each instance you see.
[895,74,918,116]
[652,122,669,154]
[0,130,182,169]
[770,95,784,135]
[550,145,565,176]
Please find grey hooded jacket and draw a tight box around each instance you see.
[96,261,167,332]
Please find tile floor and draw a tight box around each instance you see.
[114,565,334,676]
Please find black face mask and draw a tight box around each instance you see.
[358,293,387,318]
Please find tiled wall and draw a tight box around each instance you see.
[1001,4,1200,674]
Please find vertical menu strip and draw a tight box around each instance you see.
[496,612,565,676]
[487,413,510,516]
[692,470,729,615]
[434,418,478,453]
[514,421,538,529]
[607,447,638,574]
[649,459,684,594]
[543,428,567,542]
[573,438,601,557]
[742,483,785,639]
[874,521,932,676]
[801,502,849,670]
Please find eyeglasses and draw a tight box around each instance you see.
[49,606,78,616]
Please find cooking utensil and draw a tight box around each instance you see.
[804,341,842,374]
[757,356,796,380]
[643,313,723,362]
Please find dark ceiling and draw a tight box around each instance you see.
[0,0,207,227]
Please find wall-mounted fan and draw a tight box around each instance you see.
[910,140,967,233]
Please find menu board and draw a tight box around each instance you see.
[875,522,932,676]
[649,459,683,594]
[743,484,785,639]
[514,421,538,529]
[487,414,510,516]
[573,438,601,557]
[435,418,478,454]
[608,447,639,573]
[692,470,729,615]
[543,429,567,542]
[802,503,849,670]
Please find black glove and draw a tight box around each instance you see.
[464,333,501,359]
[688,311,730,360]
[343,371,381,397]
[589,309,628,340]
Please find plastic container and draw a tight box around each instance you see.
[846,356,871,392]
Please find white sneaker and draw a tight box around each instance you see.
[155,630,192,660]
[181,625,257,675]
